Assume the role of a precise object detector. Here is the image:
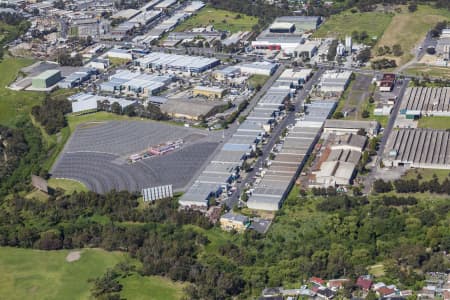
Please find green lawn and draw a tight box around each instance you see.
[314,10,393,40]
[121,274,185,300]
[404,64,450,80]
[174,5,258,33]
[0,247,126,300]
[0,247,185,300]
[368,264,385,277]
[0,57,44,127]
[67,111,147,132]
[48,178,88,194]
[418,116,450,130]
[248,75,269,89]
[403,168,450,182]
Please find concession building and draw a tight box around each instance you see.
[383,128,450,169]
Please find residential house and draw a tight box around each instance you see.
[310,277,326,286]
[377,286,396,298]
[356,276,373,291]
[316,287,336,300]
[327,279,350,291]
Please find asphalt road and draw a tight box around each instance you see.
[363,78,410,194]
[224,68,325,208]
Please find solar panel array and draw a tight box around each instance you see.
[142,185,173,202]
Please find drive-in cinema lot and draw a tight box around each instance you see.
[51,120,218,193]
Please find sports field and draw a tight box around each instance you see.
[375,5,450,65]
[313,10,392,40]
[0,247,184,300]
[175,5,258,33]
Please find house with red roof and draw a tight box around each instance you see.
[443,290,450,300]
[356,276,373,291]
[377,286,396,297]
[310,277,326,286]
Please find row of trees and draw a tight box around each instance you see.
[371,58,397,69]
[376,44,403,57]
[99,101,169,121]
[57,52,83,67]
[374,175,450,195]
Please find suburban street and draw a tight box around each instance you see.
[362,77,410,194]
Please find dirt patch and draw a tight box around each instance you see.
[419,54,437,64]
[66,250,81,262]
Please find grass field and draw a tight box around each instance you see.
[174,5,258,33]
[121,274,185,300]
[248,75,269,89]
[375,5,450,66]
[0,57,44,127]
[0,247,126,299]
[403,168,450,182]
[48,178,88,194]
[368,264,385,277]
[67,111,147,132]
[418,116,450,129]
[0,247,184,300]
[404,64,450,79]
[314,10,392,40]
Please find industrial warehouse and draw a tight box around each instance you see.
[252,16,321,51]
[135,52,220,73]
[312,133,367,187]
[99,69,173,96]
[383,128,450,169]
[399,87,450,118]
[178,68,312,210]
[246,101,335,211]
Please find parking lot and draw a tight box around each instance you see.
[64,120,206,155]
[51,121,219,193]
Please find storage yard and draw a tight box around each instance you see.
[51,121,218,193]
